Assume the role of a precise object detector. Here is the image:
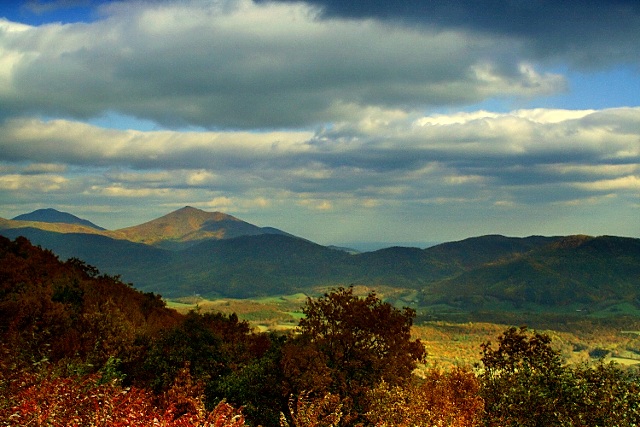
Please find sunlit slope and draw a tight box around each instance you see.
[115,206,291,249]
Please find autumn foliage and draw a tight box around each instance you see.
[2,236,640,426]
[0,236,249,426]
[1,369,246,427]
[366,368,483,427]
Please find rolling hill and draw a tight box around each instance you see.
[1,207,639,313]
[423,235,640,309]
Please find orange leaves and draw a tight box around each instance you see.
[0,236,181,370]
[365,368,484,427]
[0,368,247,427]
[1,371,153,426]
[281,391,345,427]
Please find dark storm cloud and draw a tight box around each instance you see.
[260,0,640,67]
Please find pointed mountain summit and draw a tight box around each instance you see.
[116,206,289,249]
[12,208,105,230]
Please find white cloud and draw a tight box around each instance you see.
[1,108,639,204]
[203,196,235,211]
[0,173,68,191]
[471,62,565,98]
[88,184,186,198]
[105,170,175,183]
[1,106,639,239]
[200,195,271,212]
[186,170,217,186]
[1,1,638,242]
[513,109,596,124]
[554,194,618,207]
[543,164,639,177]
[298,198,334,211]
[0,0,566,128]
[444,175,486,185]
[574,176,640,191]
[0,118,313,167]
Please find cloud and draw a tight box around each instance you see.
[0,117,314,168]
[2,110,638,240]
[1,107,638,216]
[90,185,180,198]
[574,176,640,191]
[0,0,566,128]
[298,198,333,211]
[0,173,69,191]
[262,0,640,68]
[555,193,618,207]
[23,163,67,174]
[1,0,638,242]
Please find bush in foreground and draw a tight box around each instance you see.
[0,363,246,427]
[366,368,484,427]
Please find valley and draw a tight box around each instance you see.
[164,287,640,369]
[3,205,640,368]
[2,230,640,426]
[2,207,639,305]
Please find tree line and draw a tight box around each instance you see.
[1,236,639,426]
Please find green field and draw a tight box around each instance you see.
[166,288,640,369]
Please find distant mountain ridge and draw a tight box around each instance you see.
[3,206,291,250]
[1,208,639,315]
[422,234,640,311]
[13,208,106,230]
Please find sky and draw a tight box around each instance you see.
[0,0,639,249]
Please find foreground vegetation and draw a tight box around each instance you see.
[2,236,640,426]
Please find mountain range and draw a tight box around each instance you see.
[3,206,290,250]
[1,207,639,315]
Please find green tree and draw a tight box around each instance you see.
[569,360,640,426]
[479,326,566,426]
[140,311,258,392]
[209,335,288,427]
[479,326,640,426]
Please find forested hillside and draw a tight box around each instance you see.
[423,235,640,309]
[2,236,640,426]
[3,219,640,318]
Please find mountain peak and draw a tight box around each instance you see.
[12,208,105,230]
[158,206,239,225]
[115,207,280,249]
[175,206,205,214]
